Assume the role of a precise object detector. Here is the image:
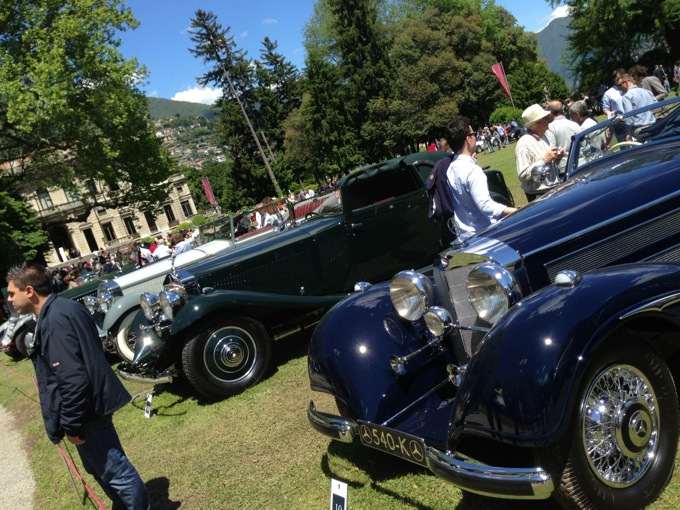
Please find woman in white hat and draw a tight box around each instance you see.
[515,104,564,202]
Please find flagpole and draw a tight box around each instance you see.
[501,61,515,109]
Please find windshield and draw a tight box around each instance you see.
[567,97,680,177]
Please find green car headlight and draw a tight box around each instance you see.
[159,290,183,321]
[389,270,435,321]
[83,295,98,314]
[466,263,520,324]
[97,291,114,314]
[140,292,160,321]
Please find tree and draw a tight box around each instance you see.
[0,191,48,277]
[551,0,680,92]
[0,1,173,219]
[190,10,307,200]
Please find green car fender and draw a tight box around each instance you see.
[169,289,349,337]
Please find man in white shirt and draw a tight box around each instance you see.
[568,100,606,164]
[545,100,582,176]
[444,117,517,241]
[516,104,565,202]
[603,69,628,143]
[153,238,172,259]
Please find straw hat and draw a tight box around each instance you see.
[522,104,550,127]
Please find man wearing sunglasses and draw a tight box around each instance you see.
[443,117,517,242]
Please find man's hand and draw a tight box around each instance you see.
[66,434,85,445]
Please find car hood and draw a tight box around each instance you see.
[111,239,232,289]
[469,140,680,257]
[187,216,342,281]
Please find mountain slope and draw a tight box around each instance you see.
[146,97,216,120]
[537,16,575,88]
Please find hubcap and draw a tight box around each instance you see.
[581,364,659,487]
[203,326,257,383]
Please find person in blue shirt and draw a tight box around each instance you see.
[617,73,656,140]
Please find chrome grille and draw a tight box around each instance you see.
[434,264,489,361]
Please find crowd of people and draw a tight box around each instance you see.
[434,60,674,239]
[50,228,202,293]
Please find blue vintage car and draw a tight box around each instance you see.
[308,97,680,509]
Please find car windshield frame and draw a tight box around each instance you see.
[566,96,680,178]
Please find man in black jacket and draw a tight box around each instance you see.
[6,263,149,510]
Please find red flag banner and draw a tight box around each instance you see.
[491,63,512,101]
[202,177,216,206]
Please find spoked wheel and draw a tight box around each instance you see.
[182,316,272,400]
[113,309,139,363]
[543,342,678,510]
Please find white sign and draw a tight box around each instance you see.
[330,479,347,510]
[144,393,153,419]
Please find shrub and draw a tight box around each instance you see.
[490,106,524,125]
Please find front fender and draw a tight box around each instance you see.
[308,282,457,429]
[451,263,680,447]
[103,293,142,331]
[169,289,347,335]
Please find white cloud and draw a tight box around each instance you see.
[148,90,159,98]
[171,86,222,105]
[240,30,248,38]
[538,5,570,31]
[262,18,278,25]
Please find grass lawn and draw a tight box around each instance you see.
[2,139,680,509]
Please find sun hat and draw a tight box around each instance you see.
[522,104,550,127]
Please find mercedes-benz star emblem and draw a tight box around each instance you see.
[409,440,424,462]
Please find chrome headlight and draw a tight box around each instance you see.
[424,306,453,337]
[466,263,520,324]
[159,290,183,321]
[97,291,114,314]
[83,295,98,314]
[389,270,435,321]
[140,292,160,321]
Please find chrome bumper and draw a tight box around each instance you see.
[307,401,358,443]
[308,401,554,500]
[118,365,173,384]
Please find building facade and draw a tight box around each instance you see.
[25,173,196,267]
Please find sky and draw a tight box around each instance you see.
[119,1,569,104]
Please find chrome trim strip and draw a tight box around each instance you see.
[426,447,554,500]
[619,292,680,320]
[307,401,358,443]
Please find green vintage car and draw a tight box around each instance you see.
[119,151,514,399]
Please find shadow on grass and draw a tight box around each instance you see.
[323,440,561,510]
[147,476,182,510]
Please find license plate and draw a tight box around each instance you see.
[357,420,428,467]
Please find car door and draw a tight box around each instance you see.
[345,163,443,284]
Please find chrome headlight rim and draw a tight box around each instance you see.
[97,280,121,313]
[140,292,160,321]
[97,291,114,314]
[83,295,98,314]
[466,263,520,324]
[159,290,184,321]
[389,270,435,322]
[424,306,453,337]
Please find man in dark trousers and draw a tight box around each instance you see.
[5,263,149,510]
